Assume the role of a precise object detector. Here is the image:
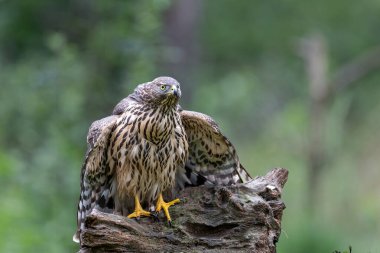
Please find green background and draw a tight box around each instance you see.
[0,0,379,252]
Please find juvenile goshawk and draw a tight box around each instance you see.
[73,77,251,242]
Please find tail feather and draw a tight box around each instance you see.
[73,231,80,243]
[73,177,112,243]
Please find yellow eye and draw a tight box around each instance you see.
[160,85,166,91]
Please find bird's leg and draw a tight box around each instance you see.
[155,194,180,224]
[127,196,150,219]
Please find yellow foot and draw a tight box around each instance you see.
[127,196,150,219]
[155,194,180,223]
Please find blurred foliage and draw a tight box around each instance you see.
[0,0,379,252]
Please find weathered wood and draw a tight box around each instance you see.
[79,168,288,253]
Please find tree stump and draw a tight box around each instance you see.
[79,168,288,253]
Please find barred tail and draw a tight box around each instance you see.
[73,178,96,243]
[73,177,113,243]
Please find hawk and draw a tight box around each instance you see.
[73,76,251,242]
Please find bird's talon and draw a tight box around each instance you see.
[155,194,179,223]
[151,211,160,222]
[127,196,150,220]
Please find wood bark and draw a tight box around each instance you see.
[79,168,288,253]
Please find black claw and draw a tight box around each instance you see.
[151,211,160,222]
[168,220,172,227]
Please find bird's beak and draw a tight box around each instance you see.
[170,85,178,97]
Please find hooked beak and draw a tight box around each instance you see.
[170,85,179,97]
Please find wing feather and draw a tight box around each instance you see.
[178,110,252,188]
[74,96,137,242]
[73,116,119,243]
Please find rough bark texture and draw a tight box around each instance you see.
[79,168,288,253]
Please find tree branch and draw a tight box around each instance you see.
[330,45,380,95]
[79,168,288,253]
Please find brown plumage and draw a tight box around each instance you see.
[73,76,252,242]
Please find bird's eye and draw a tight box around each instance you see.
[160,85,166,91]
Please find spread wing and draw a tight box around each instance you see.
[178,110,252,188]
[74,96,135,243]
[73,115,118,242]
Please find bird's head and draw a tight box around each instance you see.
[134,76,182,107]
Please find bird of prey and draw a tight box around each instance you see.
[73,76,251,242]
